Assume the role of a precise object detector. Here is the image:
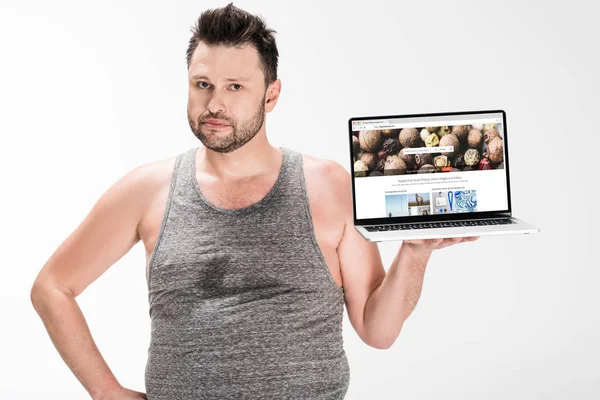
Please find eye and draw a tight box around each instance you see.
[231,84,243,91]
[196,81,210,89]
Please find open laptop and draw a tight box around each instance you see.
[349,109,539,242]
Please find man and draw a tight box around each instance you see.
[30,3,477,399]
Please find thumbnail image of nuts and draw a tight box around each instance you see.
[414,152,433,168]
[377,150,389,161]
[354,160,369,177]
[453,153,466,169]
[464,148,480,166]
[383,138,401,155]
[352,136,360,155]
[478,158,491,170]
[487,137,504,163]
[399,128,421,148]
[381,129,400,138]
[376,158,387,171]
[484,129,500,144]
[360,152,379,170]
[355,150,365,161]
[484,123,497,132]
[439,134,459,157]
[471,124,484,131]
[418,164,436,174]
[451,125,469,142]
[399,148,415,167]
[420,129,431,141]
[467,128,483,148]
[369,170,384,177]
[384,155,407,175]
[434,155,451,170]
[426,126,440,133]
[359,130,384,152]
[425,133,440,147]
[437,126,451,137]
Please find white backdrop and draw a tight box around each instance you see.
[1,0,598,398]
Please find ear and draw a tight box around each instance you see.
[264,79,281,113]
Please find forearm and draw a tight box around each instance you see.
[30,283,121,399]
[362,243,432,349]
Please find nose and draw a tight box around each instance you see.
[206,90,226,115]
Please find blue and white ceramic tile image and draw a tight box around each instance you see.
[453,190,477,213]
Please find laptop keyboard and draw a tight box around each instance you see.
[364,218,515,232]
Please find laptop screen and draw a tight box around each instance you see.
[350,111,510,222]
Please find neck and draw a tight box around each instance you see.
[198,132,281,181]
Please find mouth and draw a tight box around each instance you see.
[201,120,231,129]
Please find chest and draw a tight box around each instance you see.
[139,155,345,287]
[200,176,277,210]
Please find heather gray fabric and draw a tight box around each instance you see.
[145,146,350,399]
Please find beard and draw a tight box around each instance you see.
[188,94,266,154]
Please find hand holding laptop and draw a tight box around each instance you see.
[403,236,480,255]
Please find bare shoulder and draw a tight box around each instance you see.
[299,152,353,247]
[133,154,180,236]
[300,152,349,183]
[115,154,179,225]
[129,154,179,195]
[300,152,352,202]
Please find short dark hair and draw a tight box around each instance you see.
[186,2,279,87]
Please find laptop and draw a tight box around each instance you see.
[348,109,539,242]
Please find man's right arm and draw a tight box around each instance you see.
[29,159,169,399]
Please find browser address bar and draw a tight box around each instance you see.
[352,118,502,131]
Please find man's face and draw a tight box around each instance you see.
[187,42,275,153]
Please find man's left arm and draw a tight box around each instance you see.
[327,160,478,350]
[361,237,477,349]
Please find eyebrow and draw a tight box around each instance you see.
[190,74,250,82]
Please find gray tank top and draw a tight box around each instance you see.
[145,146,350,399]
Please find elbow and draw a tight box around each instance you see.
[363,325,404,349]
[368,339,394,350]
[362,334,396,350]
[30,280,48,311]
[30,281,41,304]
[30,279,72,311]
[360,324,402,350]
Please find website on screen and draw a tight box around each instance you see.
[351,112,509,219]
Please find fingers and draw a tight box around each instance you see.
[405,236,479,248]
[451,236,479,244]
[437,237,461,248]
[440,236,478,248]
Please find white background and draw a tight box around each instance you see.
[1,0,598,398]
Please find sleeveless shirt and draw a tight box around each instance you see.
[145,146,350,399]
